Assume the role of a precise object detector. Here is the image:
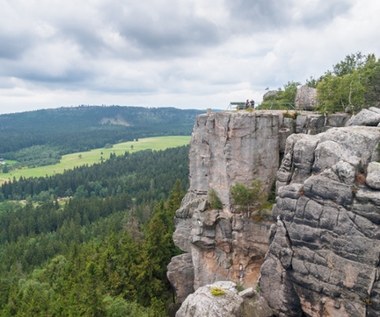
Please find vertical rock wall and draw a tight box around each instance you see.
[260,126,380,317]
[189,112,280,206]
[169,111,279,301]
[168,110,350,306]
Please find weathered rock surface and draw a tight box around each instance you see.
[171,111,281,300]
[167,253,194,303]
[169,110,351,306]
[346,107,380,126]
[175,281,273,317]
[260,126,380,317]
[295,85,318,111]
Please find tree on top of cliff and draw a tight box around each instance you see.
[259,81,300,110]
[316,53,380,113]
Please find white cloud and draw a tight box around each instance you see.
[0,0,379,114]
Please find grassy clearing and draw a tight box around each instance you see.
[0,136,190,183]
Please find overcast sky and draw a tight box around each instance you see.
[1,0,379,114]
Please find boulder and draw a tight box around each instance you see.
[295,85,318,111]
[366,161,380,189]
[167,254,194,303]
[346,107,380,126]
[176,281,273,317]
[175,281,243,317]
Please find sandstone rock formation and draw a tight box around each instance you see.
[169,111,278,300]
[295,85,318,111]
[176,281,273,317]
[346,107,380,126]
[260,126,380,317]
[168,110,350,307]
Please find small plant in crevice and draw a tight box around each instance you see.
[362,296,372,306]
[208,188,223,210]
[235,283,244,292]
[210,286,226,296]
[255,284,261,294]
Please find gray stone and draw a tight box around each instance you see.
[303,175,353,207]
[295,85,318,111]
[366,161,380,189]
[325,113,350,127]
[332,161,356,185]
[369,106,380,114]
[167,253,194,303]
[346,108,380,126]
[239,287,256,298]
[263,90,280,101]
[170,111,371,315]
[175,281,243,317]
[260,125,380,317]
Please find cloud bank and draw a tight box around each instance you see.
[0,0,379,114]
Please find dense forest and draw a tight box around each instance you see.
[0,106,202,167]
[0,145,189,316]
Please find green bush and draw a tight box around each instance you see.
[208,189,223,209]
[231,180,267,216]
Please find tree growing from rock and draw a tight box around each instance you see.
[230,180,267,216]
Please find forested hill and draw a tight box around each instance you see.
[0,106,203,154]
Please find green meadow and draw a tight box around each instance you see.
[0,136,190,184]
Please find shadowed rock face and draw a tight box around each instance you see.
[260,126,380,317]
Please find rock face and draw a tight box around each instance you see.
[171,111,278,297]
[176,281,244,317]
[176,281,273,317]
[295,85,318,111]
[346,107,380,126]
[169,110,350,305]
[260,126,380,317]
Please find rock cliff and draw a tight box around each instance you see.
[169,111,280,303]
[259,125,380,317]
[168,110,351,310]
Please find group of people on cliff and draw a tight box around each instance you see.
[245,99,255,109]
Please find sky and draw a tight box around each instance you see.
[1,0,380,114]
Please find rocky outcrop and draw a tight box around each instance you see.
[260,126,380,317]
[172,111,278,297]
[263,90,280,101]
[176,281,273,317]
[295,85,318,111]
[169,110,350,307]
[346,107,380,126]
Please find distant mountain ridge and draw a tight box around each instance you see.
[0,105,203,155]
